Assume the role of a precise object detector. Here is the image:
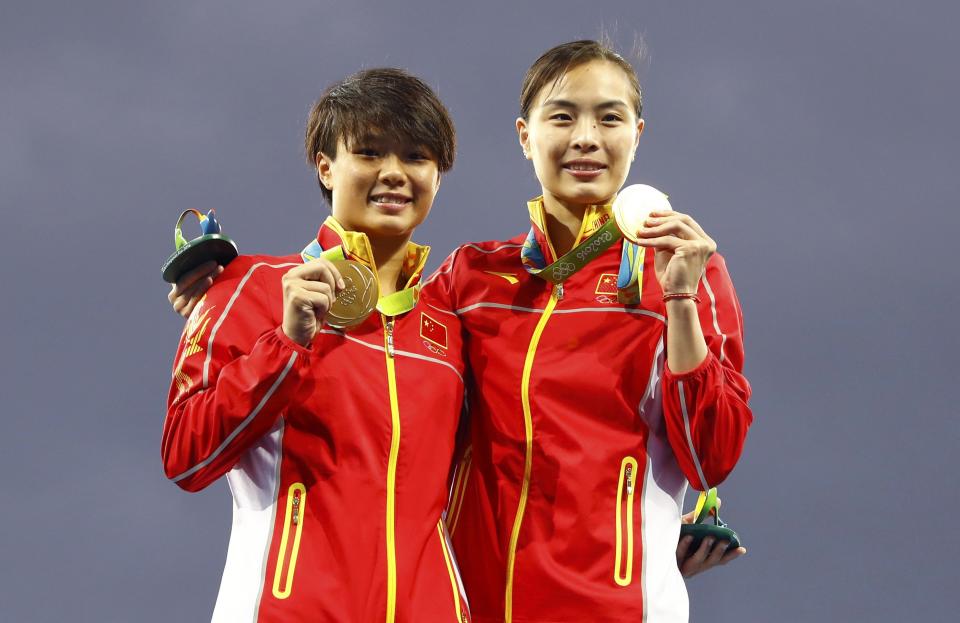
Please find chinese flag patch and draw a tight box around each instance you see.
[420,312,448,349]
[595,273,619,295]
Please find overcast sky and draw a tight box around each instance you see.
[1,1,958,621]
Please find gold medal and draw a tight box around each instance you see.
[612,184,672,244]
[326,260,378,329]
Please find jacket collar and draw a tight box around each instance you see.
[524,196,613,265]
[310,216,431,289]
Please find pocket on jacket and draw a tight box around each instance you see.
[272,482,306,599]
[614,457,638,586]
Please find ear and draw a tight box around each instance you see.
[632,118,645,161]
[516,117,531,159]
[316,151,334,190]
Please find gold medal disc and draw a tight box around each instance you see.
[612,184,672,244]
[326,260,378,329]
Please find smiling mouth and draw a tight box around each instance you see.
[370,193,412,207]
[563,160,606,179]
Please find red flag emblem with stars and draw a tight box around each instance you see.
[595,273,619,295]
[420,312,448,349]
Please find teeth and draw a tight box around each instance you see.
[567,164,601,171]
[372,196,409,203]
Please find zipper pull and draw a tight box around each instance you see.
[555,283,564,301]
[625,464,634,495]
[292,491,301,525]
[385,318,395,358]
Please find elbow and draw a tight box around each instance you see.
[161,435,210,493]
[701,409,752,487]
[161,457,209,493]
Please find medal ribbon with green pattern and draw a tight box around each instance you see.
[520,215,644,304]
[301,240,419,316]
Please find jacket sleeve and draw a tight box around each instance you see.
[661,253,753,490]
[161,260,311,492]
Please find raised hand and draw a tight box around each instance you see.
[634,210,717,295]
[281,259,345,347]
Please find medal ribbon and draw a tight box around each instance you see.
[300,241,420,317]
[521,218,622,284]
[520,203,645,304]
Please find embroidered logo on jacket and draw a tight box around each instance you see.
[420,312,448,350]
[173,299,214,398]
[484,271,519,284]
[595,273,619,295]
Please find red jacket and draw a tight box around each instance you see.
[438,200,753,623]
[163,217,470,622]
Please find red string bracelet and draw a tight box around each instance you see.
[662,292,700,304]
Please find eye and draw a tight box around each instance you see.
[550,112,573,122]
[355,147,379,157]
[407,151,429,161]
[602,113,623,124]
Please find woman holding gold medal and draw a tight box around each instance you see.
[161,69,474,622]
[167,41,750,622]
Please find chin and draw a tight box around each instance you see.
[560,187,615,206]
[367,217,418,238]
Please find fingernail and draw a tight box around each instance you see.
[704,537,715,546]
[338,279,346,289]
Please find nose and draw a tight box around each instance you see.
[571,118,600,153]
[379,153,407,188]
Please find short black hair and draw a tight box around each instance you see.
[305,68,457,204]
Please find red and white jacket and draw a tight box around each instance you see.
[439,200,753,623]
[163,217,470,622]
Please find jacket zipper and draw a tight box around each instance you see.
[504,283,562,623]
[614,457,639,586]
[272,482,307,599]
[382,315,401,623]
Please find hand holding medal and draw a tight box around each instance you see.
[613,184,717,295]
[281,259,348,346]
[282,250,382,345]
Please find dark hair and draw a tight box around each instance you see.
[519,40,643,120]
[304,68,457,204]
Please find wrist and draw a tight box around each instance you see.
[282,323,313,348]
[662,291,700,304]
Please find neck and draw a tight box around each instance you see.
[370,234,411,295]
[541,192,589,257]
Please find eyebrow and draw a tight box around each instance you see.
[541,98,629,110]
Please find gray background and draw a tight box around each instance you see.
[2,1,957,621]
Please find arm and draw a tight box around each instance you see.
[162,261,312,491]
[661,254,753,489]
[635,210,752,489]
[163,257,344,491]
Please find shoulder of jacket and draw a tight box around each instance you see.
[208,254,299,298]
[455,234,526,259]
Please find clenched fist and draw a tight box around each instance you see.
[281,259,346,347]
